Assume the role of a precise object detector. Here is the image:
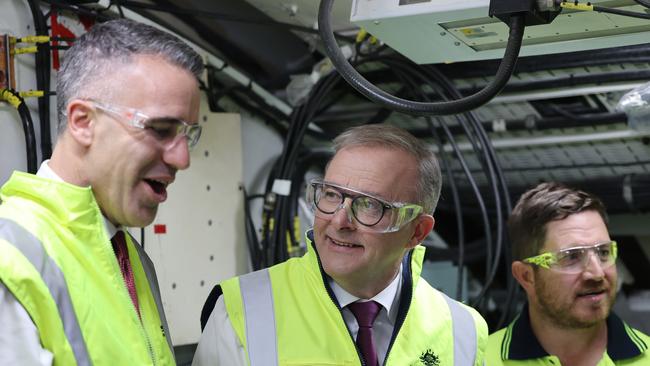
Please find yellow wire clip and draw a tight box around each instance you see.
[19,90,45,99]
[356,28,368,43]
[0,89,23,109]
[560,1,594,11]
[18,35,51,44]
[12,46,38,55]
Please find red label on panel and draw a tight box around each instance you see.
[154,224,167,234]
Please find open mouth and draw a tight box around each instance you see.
[144,179,168,197]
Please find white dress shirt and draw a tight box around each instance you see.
[331,266,403,366]
[192,266,403,366]
[0,161,117,365]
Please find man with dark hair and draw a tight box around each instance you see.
[194,124,487,366]
[0,18,203,364]
[486,182,650,365]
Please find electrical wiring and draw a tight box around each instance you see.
[39,0,114,22]
[460,69,650,95]
[26,0,53,162]
[1,89,38,174]
[12,45,70,54]
[560,1,650,20]
[243,187,264,270]
[318,0,526,116]
[387,66,474,300]
[429,63,543,325]
[202,66,298,143]
[424,122,466,299]
[364,54,514,316]
[425,65,512,308]
[634,0,650,8]
[265,73,342,265]
[380,58,498,289]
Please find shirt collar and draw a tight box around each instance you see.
[329,265,403,324]
[37,160,118,239]
[505,304,647,361]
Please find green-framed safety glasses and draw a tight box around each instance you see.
[523,241,618,274]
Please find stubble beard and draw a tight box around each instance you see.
[534,278,615,330]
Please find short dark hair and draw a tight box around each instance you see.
[329,124,442,214]
[508,182,608,261]
[56,18,204,133]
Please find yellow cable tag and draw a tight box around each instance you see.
[19,90,45,98]
[20,35,51,44]
[1,89,23,109]
[13,46,38,54]
[356,28,368,43]
[560,1,594,11]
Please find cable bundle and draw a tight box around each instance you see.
[1,89,38,173]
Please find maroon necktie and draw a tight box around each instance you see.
[348,301,381,366]
[111,230,140,317]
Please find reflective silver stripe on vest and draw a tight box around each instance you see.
[0,218,91,366]
[239,268,278,366]
[442,293,477,366]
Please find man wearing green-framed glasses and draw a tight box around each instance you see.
[195,124,488,366]
[486,182,650,366]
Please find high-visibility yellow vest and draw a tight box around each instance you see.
[220,231,488,366]
[0,171,175,365]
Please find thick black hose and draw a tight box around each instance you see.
[389,66,469,300]
[594,5,650,20]
[17,100,39,174]
[429,119,466,300]
[27,0,53,161]
[264,71,341,266]
[391,66,494,302]
[318,0,525,116]
[634,0,650,8]
[425,65,512,307]
[243,187,263,270]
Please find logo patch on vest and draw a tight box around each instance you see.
[418,349,440,366]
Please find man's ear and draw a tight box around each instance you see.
[512,261,536,295]
[406,215,434,249]
[66,100,95,147]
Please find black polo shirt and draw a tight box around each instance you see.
[493,305,648,365]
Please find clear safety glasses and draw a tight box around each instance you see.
[91,100,202,149]
[523,241,618,274]
[306,179,423,233]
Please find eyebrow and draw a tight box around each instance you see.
[322,181,389,202]
[145,115,197,125]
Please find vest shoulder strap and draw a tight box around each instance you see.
[441,292,479,366]
[0,217,91,366]
[239,268,278,366]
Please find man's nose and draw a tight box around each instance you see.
[330,198,355,229]
[163,137,191,170]
[582,251,605,280]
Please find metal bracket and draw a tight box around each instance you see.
[0,34,16,90]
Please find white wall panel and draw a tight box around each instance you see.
[140,108,247,346]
